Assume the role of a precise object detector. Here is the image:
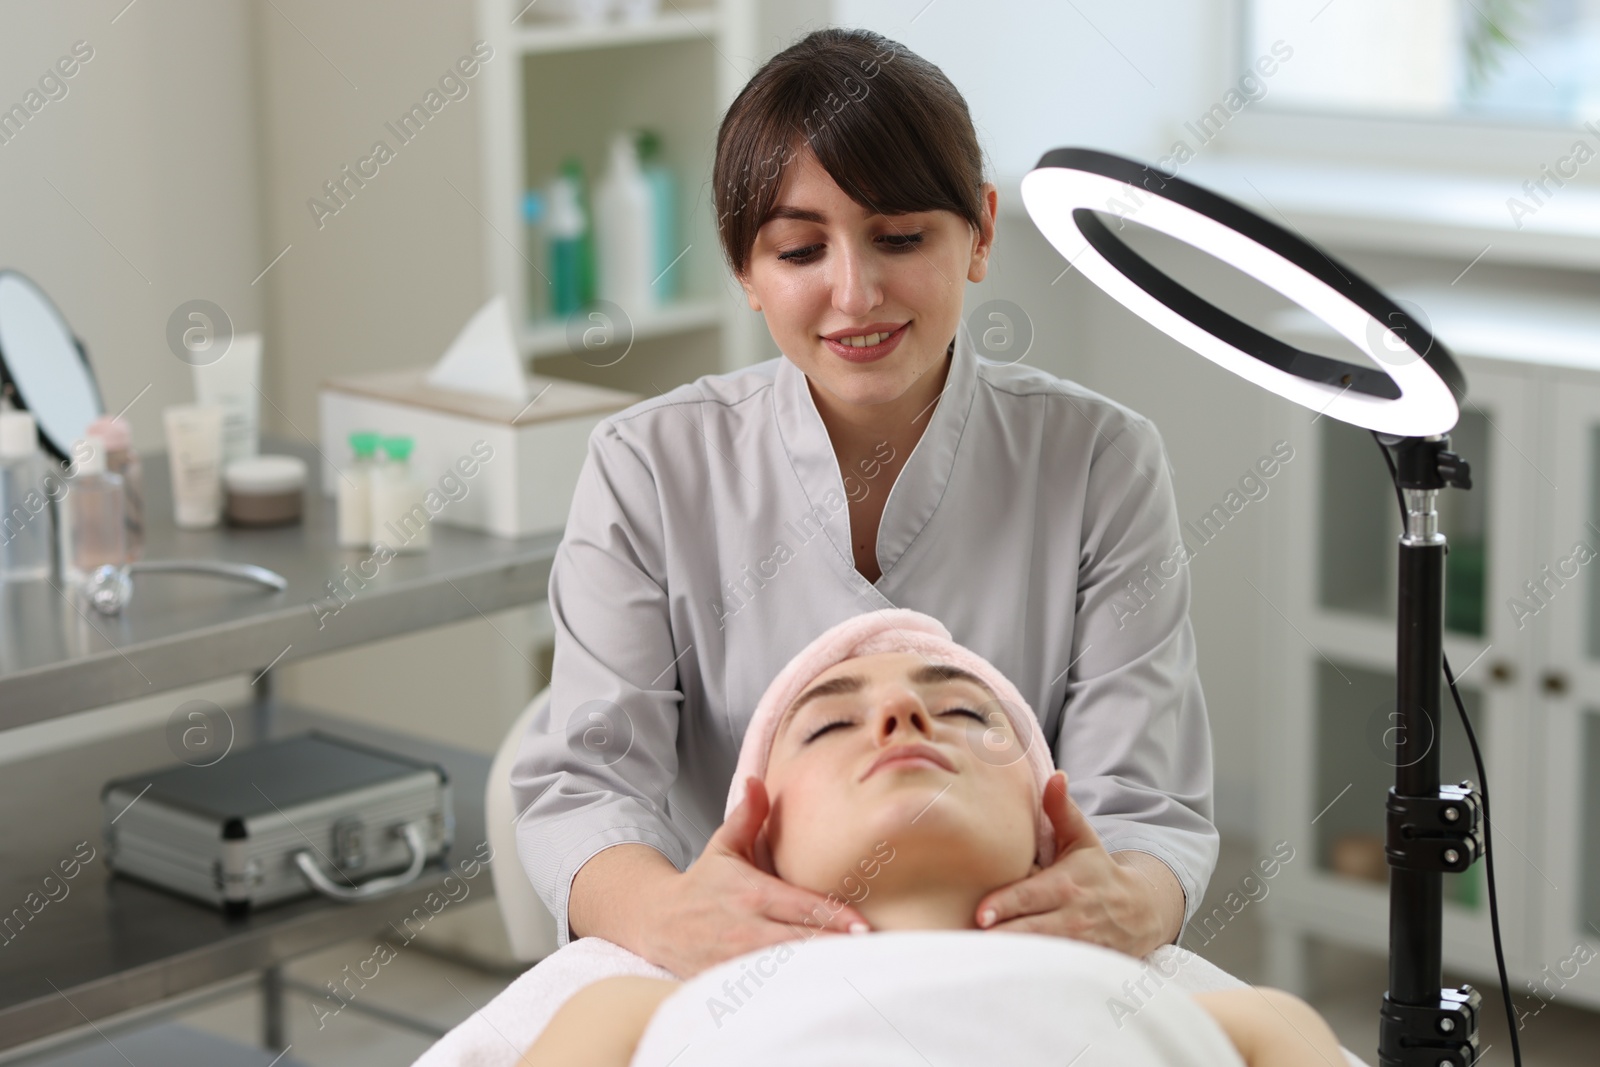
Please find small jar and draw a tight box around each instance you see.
[223,455,306,527]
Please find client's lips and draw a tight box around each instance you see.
[864,743,955,780]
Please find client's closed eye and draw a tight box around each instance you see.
[803,706,985,744]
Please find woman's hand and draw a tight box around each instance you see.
[973,771,1178,959]
[631,776,872,979]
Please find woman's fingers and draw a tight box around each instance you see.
[759,874,869,934]
[651,777,858,978]
[1045,770,1101,856]
[709,776,767,862]
[751,823,776,876]
[700,777,872,945]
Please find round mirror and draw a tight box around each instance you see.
[0,270,103,463]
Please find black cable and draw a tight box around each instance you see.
[1373,430,1522,1067]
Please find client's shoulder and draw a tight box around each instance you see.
[527,976,683,1066]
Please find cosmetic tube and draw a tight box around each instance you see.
[163,404,224,529]
[191,332,261,468]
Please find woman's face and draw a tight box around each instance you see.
[760,651,1038,902]
[736,146,997,412]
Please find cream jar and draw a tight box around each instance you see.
[223,455,307,527]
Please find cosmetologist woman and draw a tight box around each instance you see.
[509,26,1218,979]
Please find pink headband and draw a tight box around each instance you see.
[726,608,1059,867]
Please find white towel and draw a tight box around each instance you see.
[410,935,1373,1067]
[632,931,1248,1067]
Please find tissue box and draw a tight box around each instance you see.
[318,368,642,539]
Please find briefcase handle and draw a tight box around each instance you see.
[293,821,429,902]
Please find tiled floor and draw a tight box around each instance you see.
[43,834,1597,1066]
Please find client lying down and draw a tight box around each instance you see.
[521,609,1345,1066]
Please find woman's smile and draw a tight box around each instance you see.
[822,321,910,364]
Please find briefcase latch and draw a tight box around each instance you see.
[332,816,367,871]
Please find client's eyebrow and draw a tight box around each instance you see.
[774,663,996,742]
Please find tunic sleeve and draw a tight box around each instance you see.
[509,421,694,950]
[1061,415,1219,933]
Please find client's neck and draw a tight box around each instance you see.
[845,854,1009,932]
[853,888,984,932]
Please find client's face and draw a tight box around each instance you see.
[760,651,1040,930]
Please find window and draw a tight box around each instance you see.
[1247,0,1600,127]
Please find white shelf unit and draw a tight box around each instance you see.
[474,0,762,394]
[1256,282,1600,1008]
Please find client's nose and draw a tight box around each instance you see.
[870,690,932,740]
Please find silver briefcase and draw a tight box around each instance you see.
[102,731,453,914]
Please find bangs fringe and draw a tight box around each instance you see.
[714,28,985,276]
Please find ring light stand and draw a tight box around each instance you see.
[1022,148,1510,1067]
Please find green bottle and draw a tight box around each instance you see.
[565,157,597,309]
[547,159,593,317]
[636,129,679,302]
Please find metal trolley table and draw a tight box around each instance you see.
[0,440,560,1058]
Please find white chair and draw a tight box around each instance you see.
[486,687,561,963]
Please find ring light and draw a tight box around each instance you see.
[1020,147,1464,436]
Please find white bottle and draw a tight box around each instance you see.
[0,405,52,582]
[370,435,430,553]
[337,431,381,548]
[594,131,657,314]
[58,437,126,586]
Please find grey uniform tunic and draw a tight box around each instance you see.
[510,322,1218,950]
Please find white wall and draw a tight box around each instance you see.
[0,0,266,451]
[248,0,491,440]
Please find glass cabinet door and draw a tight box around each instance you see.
[1312,658,1488,910]
[1541,376,1600,1007]
[1316,403,1490,636]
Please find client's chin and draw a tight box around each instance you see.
[771,793,1037,933]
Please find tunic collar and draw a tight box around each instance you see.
[772,320,979,593]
